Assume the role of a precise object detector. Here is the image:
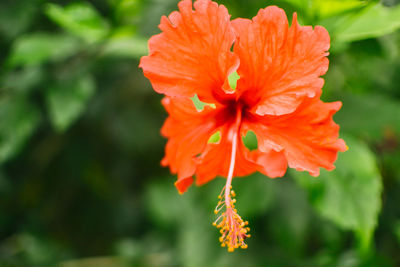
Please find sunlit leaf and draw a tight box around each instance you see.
[283,0,367,21]
[333,3,400,43]
[228,71,240,90]
[46,75,95,131]
[45,2,109,43]
[113,0,142,25]
[7,33,81,67]
[191,94,215,111]
[315,0,367,19]
[101,28,147,58]
[208,131,221,144]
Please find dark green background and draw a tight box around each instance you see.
[0,0,400,266]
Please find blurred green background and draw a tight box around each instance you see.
[0,0,400,266]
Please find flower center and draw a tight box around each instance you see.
[215,96,252,127]
[213,106,251,252]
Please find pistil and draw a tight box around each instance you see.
[213,107,250,252]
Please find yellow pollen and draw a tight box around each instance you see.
[212,185,250,252]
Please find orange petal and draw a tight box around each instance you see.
[161,97,219,193]
[175,177,194,194]
[249,97,347,176]
[140,0,238,103]
[250,149,288,178]
[232,7,330,115]
[195,126,259,185]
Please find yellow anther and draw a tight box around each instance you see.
[213,184,250,252]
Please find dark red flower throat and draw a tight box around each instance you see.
[213,90,258,129]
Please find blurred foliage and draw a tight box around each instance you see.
[0,0,400,266]
[293,136,382,254]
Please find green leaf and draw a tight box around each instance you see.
[114,239,143,263]
[60,257,122,267]
[315,0,367,19]
[145,178,193,227]
[335,93,400,141]
[242,130,257,151]
[268,180,312,255]
[283,0,367,21]
[228,71,240,90]
[178,216,216,267]
[0,0,38,39]
[45,3,109,43]
[113,0,142,25]
[233,172,276,217]
[7,33,81,67]
[101,28,147,58]
[207,131,221,144]
[46,75,95,132]
[2,66,43,95]
[191,95,215,111]
[282,0,311,12]
[333,3,400,43]
[0,98,40,164]
[292,136,382,252]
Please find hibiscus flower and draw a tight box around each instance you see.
[140,0,347,251]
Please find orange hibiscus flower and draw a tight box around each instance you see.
[140,0,347,251]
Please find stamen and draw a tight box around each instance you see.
[212,108,250,252]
